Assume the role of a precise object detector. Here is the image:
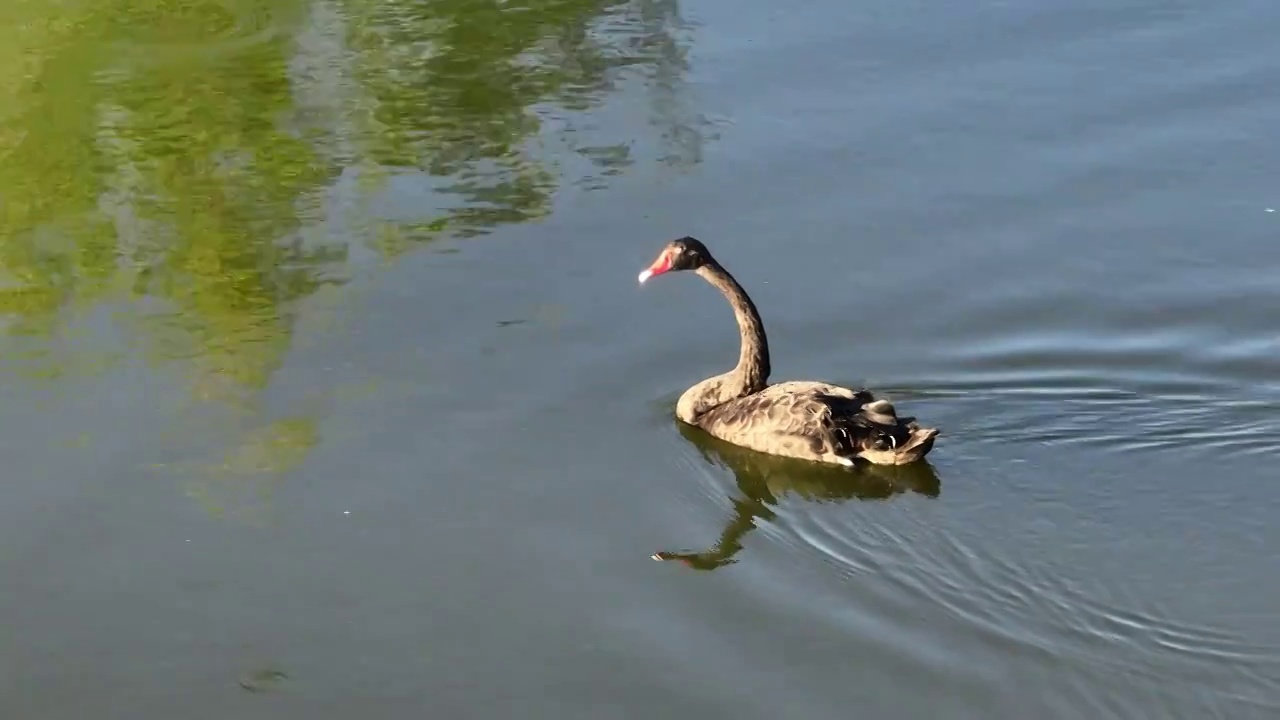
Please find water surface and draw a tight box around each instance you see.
[3,0,1279,718]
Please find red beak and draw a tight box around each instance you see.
[638,253,672,284]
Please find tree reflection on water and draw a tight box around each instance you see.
[0,0,703,516]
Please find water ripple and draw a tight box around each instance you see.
[784,501,1280,715]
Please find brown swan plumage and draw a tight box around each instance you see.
[639,236,939,466]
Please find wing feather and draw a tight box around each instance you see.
[696,382,916,462]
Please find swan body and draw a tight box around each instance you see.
[640,237,938,466]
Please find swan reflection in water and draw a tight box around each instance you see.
[654,422,941,571]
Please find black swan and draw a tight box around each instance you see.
[638,236,938,466]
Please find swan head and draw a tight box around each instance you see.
[638,236,712,284]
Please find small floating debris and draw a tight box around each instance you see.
[238,668,289,693]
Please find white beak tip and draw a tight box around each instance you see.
[638,269,652,284]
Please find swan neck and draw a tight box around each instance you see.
[697,261,770,393]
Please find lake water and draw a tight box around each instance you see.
[3,0,1279,717]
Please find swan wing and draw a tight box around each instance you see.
[695,383,914,463]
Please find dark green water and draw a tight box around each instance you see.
[2,1,1279,717]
